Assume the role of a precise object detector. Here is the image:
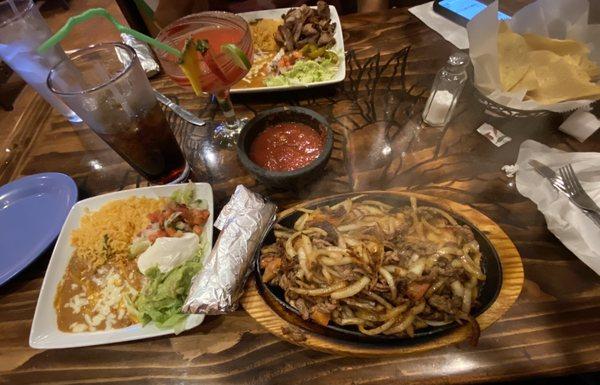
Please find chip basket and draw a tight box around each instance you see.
[465,63,556,119]
[471,84,556,119]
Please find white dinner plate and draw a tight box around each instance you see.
[29,183,213,349]
[231,5,346,93]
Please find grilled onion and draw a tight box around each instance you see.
[259,197,485,342]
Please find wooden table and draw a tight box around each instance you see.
[1,3,599,385]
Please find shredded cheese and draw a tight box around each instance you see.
[68,267,139,332]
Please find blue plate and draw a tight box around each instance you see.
[0,173,77,286]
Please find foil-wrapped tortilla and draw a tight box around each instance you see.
[120,33,160,78]
[183,185,277,314]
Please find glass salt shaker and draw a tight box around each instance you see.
[422,52,470,127]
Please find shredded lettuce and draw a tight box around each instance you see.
[170,181,206,210]
[132,182,210,332]
[134,242,205,333]
[171,181,196,205]
[265,56,339,86]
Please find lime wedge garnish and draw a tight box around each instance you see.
[179,38,203,95]
[221,43,251,71]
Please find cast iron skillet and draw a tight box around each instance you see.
[254,192,503,345]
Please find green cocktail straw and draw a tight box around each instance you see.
[37,8,181,58]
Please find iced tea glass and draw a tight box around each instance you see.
[47,43,189,184]
[156,12,253,147]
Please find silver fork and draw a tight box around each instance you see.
[558,164,600,228]
[559,164,600,213]
[536,169,600,227]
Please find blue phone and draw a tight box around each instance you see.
[433,0,511,27]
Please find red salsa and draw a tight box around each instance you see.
[249,122,324,172]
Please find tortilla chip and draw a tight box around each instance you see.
[498,22,531,91]
[522,33,600,78]
[522,33,589,56]
[497,23,600,104]
[574,55,600,79]
[526,51,600,104]
[509,67,538,92]
[562,54,595,80]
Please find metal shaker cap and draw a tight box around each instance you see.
[447,51,470,67]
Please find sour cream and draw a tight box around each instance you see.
[137,233,200,274]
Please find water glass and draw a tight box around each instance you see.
[0,0,79,122]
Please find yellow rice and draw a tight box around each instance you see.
[250,18,282,52]
[70,197,165,271]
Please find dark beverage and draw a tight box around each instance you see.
[96,103,187,184]
[48,43,190,182]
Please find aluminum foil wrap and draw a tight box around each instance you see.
[120,33,160,77]
[183,185,277,314]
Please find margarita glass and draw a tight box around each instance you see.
[156,12,253,147]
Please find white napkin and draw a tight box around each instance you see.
[515,140,600,275]
[559,108,600,142]
[408,2,469,50]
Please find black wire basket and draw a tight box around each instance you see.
[471,84,556,118]
[465,63,557,119]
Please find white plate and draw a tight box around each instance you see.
[29,183,213,349]
[231,5,345,93]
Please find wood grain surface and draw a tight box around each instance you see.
[1,1,600,385]
[241,190,524,356]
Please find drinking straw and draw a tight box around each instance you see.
[8,0,18,15]
[37,8,181,58]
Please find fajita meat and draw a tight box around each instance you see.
[275,1,336,52]
[259,196,486,342]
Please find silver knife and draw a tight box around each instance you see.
[529,159,600,228]
[154,90,205,126]
[529,160,560,182]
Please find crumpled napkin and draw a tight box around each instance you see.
[408,1,469,50]
[515,140,600,275]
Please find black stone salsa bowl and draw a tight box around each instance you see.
[236,106,333,189]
